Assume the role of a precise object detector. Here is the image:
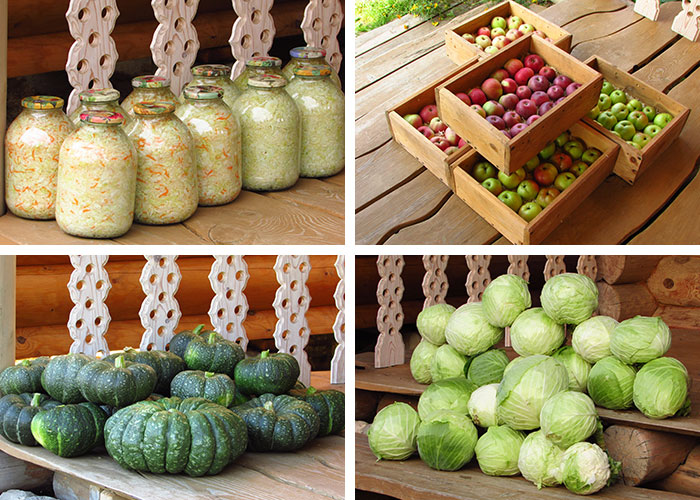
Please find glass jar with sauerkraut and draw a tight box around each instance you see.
[5,96,75,220]
[128,101,198,225]
[286,65,345,178]
[69,88,131,128]
[233,56,284,93]
[56,111,137,238]
[181,64,240,110]
[282,47,342,88]
[175,85,242,206]
[121,75,178,117]
[231,74,301,192]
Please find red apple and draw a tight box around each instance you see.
[515,67,535,86]
[475,35,492,49]
[533,30,547,39]
[517,179,540,202]
[505,29,523,42]
[492,36,511,50]
[429,116,447,133]
[538,101,555,115]
[526,115,540,125]
[471,104,486,118]
[486,115,506,129]
[524,54,544,73]
[503,110,522,128]
[504,58,524,77]
[534,163,557,185]
[502,129,512,139]
[547,85,564,101]
[417,125,434,139]
[565,82,582,95]
[516,85,532,100]
[539,66,556,81]
[530,91,549,107]
[499,93,519,110]
[477,26,491,38]
[554,97,565,105]
[501,78,518,94]
[491,27,506,38]
[468,88,487,106]
[510,122,528,137]
[444,127,458,145]
[403,114,422,128]
[536,187,560,207]
[458,138,468,148]
[455,92,471,105]
[430,136,450,151]
[551,152,573,172]
[444,146,460,155]
[462,33,475,43]
[528,75,549,92]
[553,75,572,89]
[519,24,535,35]
[490,69,510,82]
[481,78,503,101]
[419,104,438,124]
[515,99,537,119]
[483,100,505,117]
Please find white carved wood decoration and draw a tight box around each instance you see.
[301,0,344,71]
[545,256,567,280]
[422,255,449,308]
[67,256,111,357]
[151,0,200,96]
[466,255,492,302]
[139,256,182,351]
[208,255,250,350]
[229,0,276,79]
[672,0,700,41]
[635,0,660,21]
[576,255,598,280]
[507,255,530,281]
[273,256,312,385]
[331,256,344,384]
[375,256,405,368]
[65,0,120,115]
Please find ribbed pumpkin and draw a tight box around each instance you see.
[0,393,60,445]
[169,324,215,359]
[105,348,186,394]
[289,387,345,436]
[77,355,157,408]
[170,370,237,408]
[183,332,245,376]
[104,397,248,476]
[41,353,93,403]
[234,350,300,395]
[30,402,108,457]
[0,357,50,395]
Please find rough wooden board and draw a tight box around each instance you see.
[356,14,429,57]
[541,0,627,27]
[632,37,700,92]
[0,449,52,492]
[322,170,345,187]
[266,177,345,219]
[565,6,641,49]
[597,408,700,438]
[112,223,209,245]
[0,214,112,245]
[356,361,426,395]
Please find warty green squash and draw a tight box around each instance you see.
[0,393,60,446]
[30,402,108,457]
[234,350,300,396]
[41,353,93,403]
[105,348,186,394]
[169,324,215,359]
[183,331,245,376]
[0,357,50,395]
[170,370,237,408]
[289,387,345,436]
[77,355,157,408]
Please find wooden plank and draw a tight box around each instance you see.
[355,14,429,57]
[653,444,700,497]
[53,472,130,500]
[0,257,15,372]
[647,256,700,307]
[656,305,700,329]
[540,0,628,27]
[0,449,52,492]
[596,282,658,320]
[565,6,641,49]
[266,177,345,219]
[632,37,700,93]
[323,170,345,187]
[597,255,663,284]
[111,224,209,245]
[355,361,426,395]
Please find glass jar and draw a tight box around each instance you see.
[175,85,242,206]
[287,65,345,178]
[181,64,241,111]
[231,74,301,192]
[282,47,342,88]
[5,96,75,220]
[69,88,131,128]
[121,75,178,117]
[56,111,137,238]
[233,56,284,93]
[128,102,198,224]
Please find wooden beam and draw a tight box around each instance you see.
[596,281,657,321]
[0,450,52,492]
[652,444,700,496]
[648,256,700,307]
[656,305,700,329]
[0,256,15,370]
[596,256,663,285]
[0,0,6,216]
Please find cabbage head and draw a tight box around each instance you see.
[587,356,636,410]
[417,411,478,471]
[559,442,611,495]
[497,355,569,430]
[368,402,420,460]
[410,339,439,384]
[552,346,591,392]
[610,316,671,364]
[482,274,531,327]
[474,425,525,476]
[572,316,618,363]
[540,391,598,449]
[445,303,504,356]
[467,383,500,427]
[417,303,455,345]
[467,348,510,386]
[417,377,477,421]
[430,344,468,382]
[518,430,563,489]
[541,273,598,325]
[633,357,690,419]
[510,308,565,356]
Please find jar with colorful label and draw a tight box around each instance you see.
[121,76,178,117]
[175,85,242,206]
[128,102,198,225]
[282,47,342,88]
[231,74,301,191]
[233,56,284,93]
[181,64,241,110]
[5,96,75,220]
[287,65,345,178]
[69,88,131,128]
[56,111,137,238]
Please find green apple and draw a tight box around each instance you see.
[570,161,588,177]
[610,102,629,121]
[516,179,540,202]
[596,111,617,130]
[587,105,601,120]
[538,142,556,160]
[642,105,656,122]
[609,89,627,105]
[563,140,584,160]
[482,177,503,195]
[614,120,636,141]
[632,132,651,149]
[627,110,649,131]
[555,132,570,148]
[536,187,560,208]
[581,148,601,165]
[644,124,662,138]
[626,99,643,113]
[611,130,622,138]
[491,16,507,30]
[600,80,615,95]
[524,155,540,172]
[653,112,673,129]
[473,161,497,182]
[627,140,642,150]
[554,172,576,191]
[498,190,522,212]
[518,201,542,222]
[498,167,526,190]
[598,94,612,111]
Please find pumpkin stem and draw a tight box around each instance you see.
[123,347,135,353]
[306,387,317,396]
[30,393,42,407]
[193,324,205,335]
[263,401,274,411]
[19,359,31,366]
[114,355,126,368]
[207,332,218,345]
[205,372,215,378]
[260,350,270,359]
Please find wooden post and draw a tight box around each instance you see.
[374,256,404,368]
[229,0,276,79]
[139,256,182,351]
[0,256,15,371]
[67,255,111,357]
[672,0,700,42]
[507,256,529,281]
[331,255,344,384]
[596,281,658,320]
[576,255,597,280]
[208,255,250,349]
[421,255,449,308]
[544,255,566,280]
[465,255,491,302]
[653,444,700,496]
[300,0,343,71]
[596,256,662,285]
[0,0,7,215]
[635,0,660,21]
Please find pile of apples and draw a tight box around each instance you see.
[462,15,553,55]
[457,54,581,138]
[472,130,602,221]
[588,80,673,150]
[402,103,468,154]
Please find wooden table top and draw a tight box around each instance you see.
[355,0,700,244]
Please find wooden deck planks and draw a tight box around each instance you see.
[266,178,345,219]
[632,37,700,93]
[564,6,641,49]
[540,0,628,27]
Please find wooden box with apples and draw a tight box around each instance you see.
[386,58,479,188]
[451,121,619,244]
[437,35,603,174]
[445,0,572,65]
[583,56,690,185]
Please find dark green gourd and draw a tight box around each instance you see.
[169,324,215,359]
[0,393,60,445]
[105,348,186,394]
[41,353,93,403]
[0,357,50,395]
[183,331,245,376]
[170,370,237,408]
[77,355,157,408]
[289,387,345,436]
[234,350,300,396]
[30,402,108,457]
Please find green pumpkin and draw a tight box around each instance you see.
[289,387,345,436]
[0,393,60,446]
[0,357,50,395]
[104,396,248,476]
[169,324,215,359]
[41,353,93,403]
[234,350,300,396]
[105,348,186,394]
[184,331,245,376]
[233,394,320,451]
[171,370,237,408]
[77,355,157,408]
[30,402,108,457]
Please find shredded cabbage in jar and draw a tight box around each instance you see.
[69,89,131,128]
[122,87,178,117]
[282,52,342,88]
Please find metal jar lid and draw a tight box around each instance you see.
[133,101,176,115]
[289,46,326,59]
[79,88,121,103]
[183,84,224,100]
[248,74,287,88]
[80,110,124,125]
[191,64,230,77]
[294,64,332,77]
[246,56,282,68]
[131,75,170,88]
[21,95,64,110]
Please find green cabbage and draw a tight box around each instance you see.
[467,383,500,427]
[417,411,478,471]
[474,425,525,476]
[559,442,611,495]
[587,356,636,410]
[445,303,504,356]
[368,402,421,460]
[610,315,671,364]
[541,273,598,325]
[633,357,690,419]
[510,308,565,356]
[572,315,618,363]
[482,274,531,327]
[518,430,563,489]
[410,339,439,384]
[552,346,591,392]
[430,344,468,382]
[467,349,510,386]
[417,377,477,421]
[539,391,598,449]
[416,303,455,345]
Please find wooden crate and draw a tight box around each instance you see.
[583,56,690,185]
[386,58,479,188]
[445,0,572,65]
[437,35,603,173]
[451,121,618,244]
